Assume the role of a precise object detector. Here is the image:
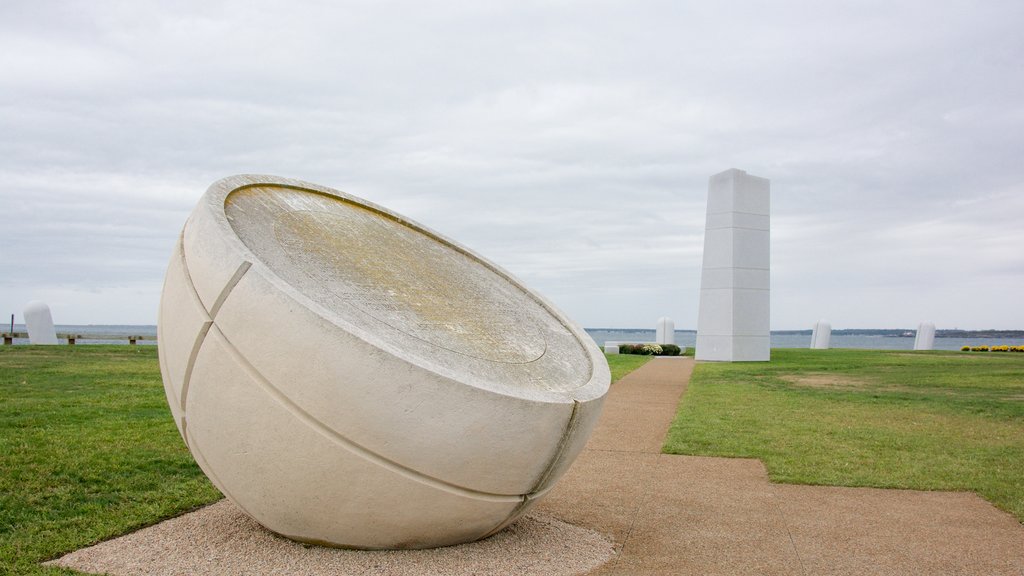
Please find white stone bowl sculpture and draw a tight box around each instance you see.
[157,175,609,549]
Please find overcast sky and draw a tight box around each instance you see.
[2,1,1022,330]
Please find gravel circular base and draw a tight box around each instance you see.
[46,500,615,576]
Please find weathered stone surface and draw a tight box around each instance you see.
[810,319,831,349]
[914,322,935,351]
[23,300,57,345]
[696,169,770,362]
[157,175,609,549]
[656,317,675,345]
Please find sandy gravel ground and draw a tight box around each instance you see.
[47,499,615,576]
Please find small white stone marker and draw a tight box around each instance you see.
[914,322,935,351]
[23,301,58,345]
[695,169,770,362]
[604,344,620,355]
[656,317,675,345]
[810,319,831,349]
[158,175,609,550]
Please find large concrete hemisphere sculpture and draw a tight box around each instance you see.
[157,175,609,549]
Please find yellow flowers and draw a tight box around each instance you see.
[963,345,1024,352]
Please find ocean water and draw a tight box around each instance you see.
[4,325,1023,351]
[583,329,1024,352]
[4,324,158,346]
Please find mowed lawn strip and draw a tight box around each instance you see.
[663,348,1024,522]
[0,346,221,575]
[605,353,652,382]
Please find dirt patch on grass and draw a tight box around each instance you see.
[890,353,990,360]
[782,373,1024,402]
[782,373,874,390]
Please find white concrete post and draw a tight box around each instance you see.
[656,317,675,345]
[810,319,831,349]
[914,322,935,351]
[24,301,58,345]
[695,168,770,362]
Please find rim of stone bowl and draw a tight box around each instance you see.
[191,174,610,404]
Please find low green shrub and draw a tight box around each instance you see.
[661,344,682,356]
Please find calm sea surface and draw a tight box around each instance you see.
[5,325,159,346]
[5,325,1023,351]
[584,329,1024,351]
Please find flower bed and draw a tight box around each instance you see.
[618,343,682,356]
[961,345,1024,352]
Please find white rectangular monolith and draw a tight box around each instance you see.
[695,169,770,362]
[914,322,935,351]
[810,319,831,349]
[656,317,675,345]
[24,301,58,345]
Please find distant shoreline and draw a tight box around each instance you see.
[591,328,1024,338]
[12,325,1024,340]
[769,329,1024,339]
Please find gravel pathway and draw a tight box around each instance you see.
[47,499,614,576]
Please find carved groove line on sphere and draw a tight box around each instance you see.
[175,233,535,503]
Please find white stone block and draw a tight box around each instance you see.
[604,344,619,355]
[656,317,675,345]
[914,322,935,351]
[696,334,770,362]
[705,211,769,231]
[157,175,609,549]
[732,336,771,361]
[696,169,770,362]
[705,171,771,215]
[810,319,831,349]
[699,267,770,290]
[23,301,58,345]
[731,229,771,270]
[731,289,771,334]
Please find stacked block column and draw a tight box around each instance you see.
[696,169,770,362]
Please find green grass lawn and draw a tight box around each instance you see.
[0,345,653,574]
[605,353,652,382]
[664,348,1024,523]
[0,346,221,575]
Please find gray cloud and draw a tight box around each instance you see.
[1,0,1022,328]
